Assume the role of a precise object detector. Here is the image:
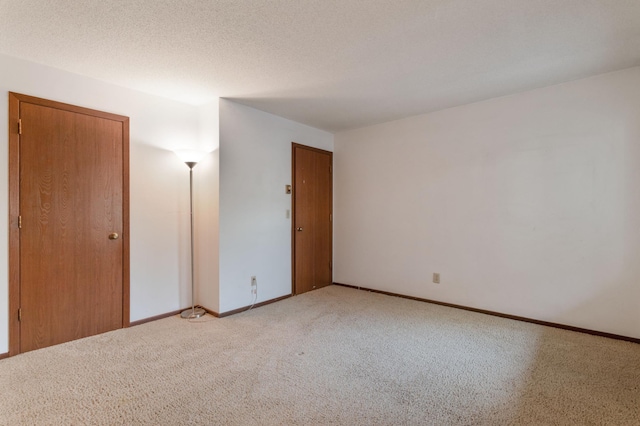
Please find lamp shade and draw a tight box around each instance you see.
[173,149,208,164]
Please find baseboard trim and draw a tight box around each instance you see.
[198,305,219,317]
[130,309,183,327]
[216,294,293,318]
[1,296,292,359]
[333,282,640,344]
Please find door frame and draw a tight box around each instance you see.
[8,92,130,356]
[291,142,333,295]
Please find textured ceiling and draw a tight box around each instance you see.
[1,0,639,132]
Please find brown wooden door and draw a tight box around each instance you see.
[292,143,333,295]
[9,93,130,354]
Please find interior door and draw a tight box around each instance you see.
[292,143,333,295]
[9,93,130,354]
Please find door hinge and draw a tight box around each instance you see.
[330,213,332,222]
[18,119,22,135]
[329,261,332,269]
[18,308,22,322]
[18,215,22,229]
[329,165,332,173]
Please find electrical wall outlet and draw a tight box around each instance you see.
[433,273,440,284]
[251,276,257,294]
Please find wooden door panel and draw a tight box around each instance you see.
[293,144,332,294]
[17,98,126,353]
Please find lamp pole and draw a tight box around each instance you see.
[181,160,205,319]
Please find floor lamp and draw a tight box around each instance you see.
[174,149,207,319]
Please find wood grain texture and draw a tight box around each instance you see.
[9,93,130,354]
[8,93,20,356]
[9,92,127,122]
[292,143,333,295]
[121,118,130,327]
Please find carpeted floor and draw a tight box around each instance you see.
[1,285,638,425]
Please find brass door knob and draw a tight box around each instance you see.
[108,232,119,240]
[296,227,303,232]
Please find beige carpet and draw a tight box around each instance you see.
[1,285,639,425]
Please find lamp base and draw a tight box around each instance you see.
[180,307,206,319]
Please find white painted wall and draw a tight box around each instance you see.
[193,101,220,313]
[194,149,220,312]
[0,54,211,352]
[218,100,333,313]
[334,67,640,339]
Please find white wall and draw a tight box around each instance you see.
[334,67,640,339]
[194,149,220,312]
[0,54,212,352]
[193,100,220,313]
[218,100,333,313]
